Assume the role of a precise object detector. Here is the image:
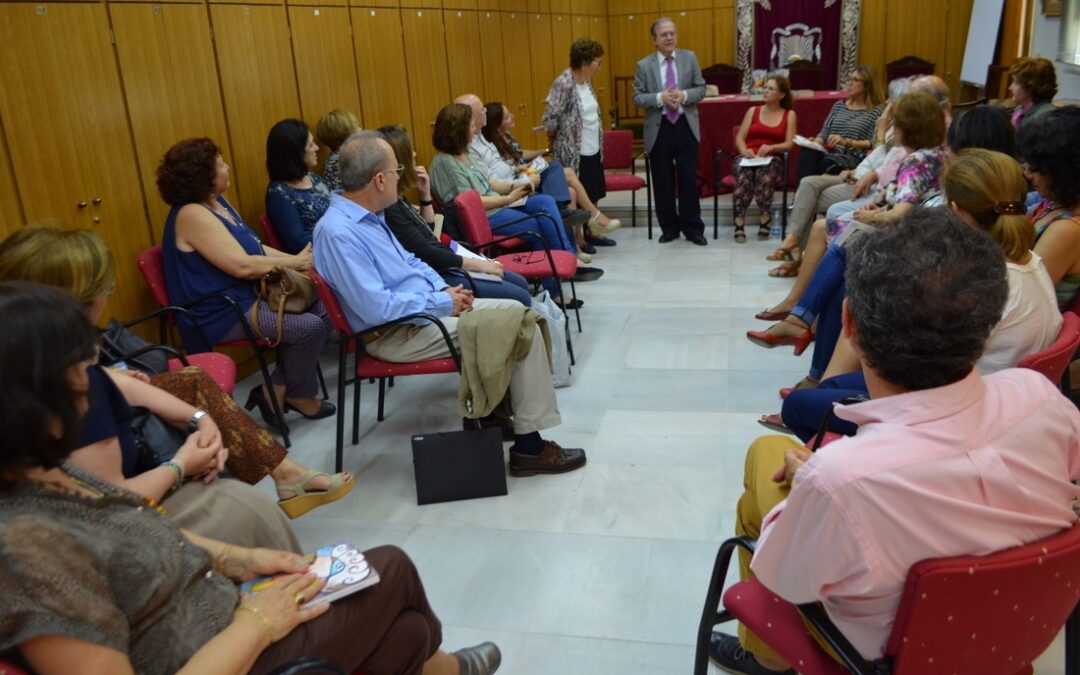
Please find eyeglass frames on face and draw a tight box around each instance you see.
[382,163,405,177]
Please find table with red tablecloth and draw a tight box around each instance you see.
[697,90,847,197]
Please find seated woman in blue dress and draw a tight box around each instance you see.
[157,137,334,429]
[378,125,533,307]
[264,119,333,254]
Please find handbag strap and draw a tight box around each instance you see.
[807,394,868,452]
[251,271,287,348]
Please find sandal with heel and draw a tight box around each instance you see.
[757,218,772,240]
[276,469,355,519]
[733,223,747,244]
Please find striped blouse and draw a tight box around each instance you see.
[817,100,884,169]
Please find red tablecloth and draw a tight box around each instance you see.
[697,90,847,196]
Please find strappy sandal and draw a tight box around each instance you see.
[768,261,800,277]
[276,469,354,519]
[765,246,797,262]
[757,218,772,240]
[734,222,747,244]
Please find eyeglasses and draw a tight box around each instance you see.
[590,60,603,67]
[849,77,866,84]
[102,283,115,298]
[382,163,405,177]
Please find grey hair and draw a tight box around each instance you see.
[887,76,913,102]
[338,130,390,192]
[911,75,951,111]
[651,17,674,37]
[845,207,1007,391]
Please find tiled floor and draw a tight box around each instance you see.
[243,190,1065,674]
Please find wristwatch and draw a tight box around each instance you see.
[187,409,208,433]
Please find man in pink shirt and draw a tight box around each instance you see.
[711,208,1080,675]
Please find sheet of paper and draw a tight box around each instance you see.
[795,135,827,153]
[739,156,774,168]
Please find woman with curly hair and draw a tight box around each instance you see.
[1009,57,1057,134]
[157,138,334,429]
[1021,106,1080,308]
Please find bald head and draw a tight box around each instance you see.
[454,93,485,134]
[911,75,951,112]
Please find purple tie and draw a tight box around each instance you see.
[664,56,679,124]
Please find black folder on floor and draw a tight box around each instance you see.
[411,428,508,505]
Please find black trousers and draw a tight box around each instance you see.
[649,115,704,238]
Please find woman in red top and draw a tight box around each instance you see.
[732,75,797,242]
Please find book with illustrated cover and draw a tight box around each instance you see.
[241,542,380,605]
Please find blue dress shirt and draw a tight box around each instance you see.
[313,193,453,332]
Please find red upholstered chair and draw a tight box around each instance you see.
[696,526,1080,675]
[259,213,286,251]
[602,129,651,236]
[1018,311,1080,394]
[136,245,294,446]
[308,266,460,473]
[453,190,582,348]
[713,125,790,239]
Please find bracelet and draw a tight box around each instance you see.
[161,460,184,491]
[236,604,274,645]
[187,409,208,433]
[419,199,433,207]
[214,544,234,575]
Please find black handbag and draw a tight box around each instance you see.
[130,407,188,474]
[410,428,508,505]
[99,320,168,375]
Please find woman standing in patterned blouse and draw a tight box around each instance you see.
[265,119,333,254]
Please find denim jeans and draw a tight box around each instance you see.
[487,193,574,252]
[790,244,847,380]
[539,160,572,204]
[442,269,532,306]
[780,371,865,443]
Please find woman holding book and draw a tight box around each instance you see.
[793,65,884,183]
[0,281,501,675]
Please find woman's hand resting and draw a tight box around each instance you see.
[174,429,225,484]
[237,573,329,644]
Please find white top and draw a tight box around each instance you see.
[978,251,1063,374]
[468,134,524,185]
[576,83,601,156]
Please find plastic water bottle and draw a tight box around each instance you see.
[770,207,781,239]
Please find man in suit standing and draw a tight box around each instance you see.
[633,17,708,245]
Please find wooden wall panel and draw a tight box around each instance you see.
[0,3,154,326]
[110,3,233,234]
[856,0,887,78]
[550,12,574,77]
[0,115,25,237]
[608,13,649,81]
[401,8,451,165]
[608,0,657,15]
[944,0,976,97]
[500,12,538,133]
[209,5,300,227]
[288,6,362,134]
[443,10,485,100]
[352,8,412,133]
[884,0,947,70]
[714,6,735,65]
[669,9,713,68]
[477,11,507,103]
[530,12,556,148]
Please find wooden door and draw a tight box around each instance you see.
[499,12,536,136]
[0,3,156,324]
[209,4,301,227]
[110,3,234,233]
[287,5,363,138]
[444,9,484,98]
[477,10,507,103]
[352,7,413,132]
[401,8,451,165]
[590,15,611,128]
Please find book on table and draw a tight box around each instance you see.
[240,542,380,605]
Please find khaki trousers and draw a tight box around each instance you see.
[364,298,562,434]
[734,435,799,661]
[789,175,853,247]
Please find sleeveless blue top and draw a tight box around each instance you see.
[162,197,262,350]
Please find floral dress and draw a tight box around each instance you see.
[827,147,946,242]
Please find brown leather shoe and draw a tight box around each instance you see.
[463,415,514,441]
[508,441,586,476]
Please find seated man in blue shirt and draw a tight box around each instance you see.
[313,130,586,476]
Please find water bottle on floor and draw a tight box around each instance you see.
[770,207,781,239]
